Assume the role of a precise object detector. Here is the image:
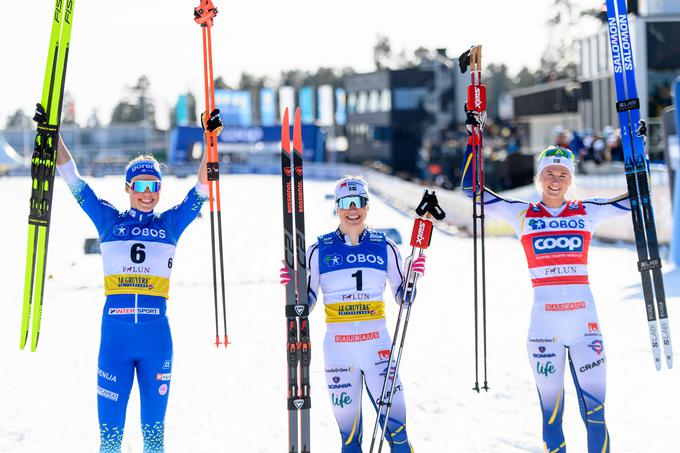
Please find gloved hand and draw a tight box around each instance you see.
[280,260,292,286]
[411,254,426,276]
[464,102,486,135]
[33,103,48,124]
[404,253,426,278]
[201,108,224,136]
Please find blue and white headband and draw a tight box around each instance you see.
[125,160,162,183]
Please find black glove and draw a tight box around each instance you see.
[464,103,486,135]
[201,108,223,135]
[33,103,48,124]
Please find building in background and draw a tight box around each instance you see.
[505,6,680,157]
[343,68,435,176]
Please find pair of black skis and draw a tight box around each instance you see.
[281,107,311,453]
[605,0,672,369]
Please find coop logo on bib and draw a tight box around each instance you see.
[532,234,583,255]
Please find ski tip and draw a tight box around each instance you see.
[281,108,291,153]
[293,107,302,152]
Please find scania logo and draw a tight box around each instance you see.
[532,235,583,254]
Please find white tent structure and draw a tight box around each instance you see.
[0,134,26,173]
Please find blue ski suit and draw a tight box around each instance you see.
[58,160,206,452]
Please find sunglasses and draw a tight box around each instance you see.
[337,196,368,209]
[540,147,575,161]
[127,180,161,193]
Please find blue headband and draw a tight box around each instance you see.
[125,160,162,183]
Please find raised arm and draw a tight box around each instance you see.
[55,134,119,234]
[460,139,529,225]
[583,193,631,225]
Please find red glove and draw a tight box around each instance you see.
[411,254,426,276]
[280,261,292,286]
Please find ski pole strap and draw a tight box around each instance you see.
[207,162,219,181]
[638,258,662,272]
[415,190,446,220]
[36,124,58,134]
[616,98,640,112]
[458,45,482,73]
[194,0,218,27]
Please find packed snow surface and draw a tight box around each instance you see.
[1,174,678,452]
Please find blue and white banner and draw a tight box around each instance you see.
[175,95,189,126]
[318,85,334,126]
[335,88,347,126]
[279,86,296,120]
[215,90,253,127]
[299,87,315,123]
[260,88,277,126]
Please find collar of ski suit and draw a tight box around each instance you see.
[127,208,156,222]
[335,227,368,245]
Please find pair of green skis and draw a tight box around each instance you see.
[21,0,76,352]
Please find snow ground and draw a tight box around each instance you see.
[0,174,678,452]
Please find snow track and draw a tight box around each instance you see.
[0,174,678,452]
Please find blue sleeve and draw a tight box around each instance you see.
[161,184,207,240]
[65,178,120,235]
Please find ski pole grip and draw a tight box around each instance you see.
[410,218,433,249]
[467,85,486,112]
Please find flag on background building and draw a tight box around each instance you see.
[299,87,315,123]
[215,90,253,126]
[317,85,334,126]
[335,88,347,125]
[279,86,296,121]
[260,88,277,126]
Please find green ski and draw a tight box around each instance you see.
[21,0,76,351]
